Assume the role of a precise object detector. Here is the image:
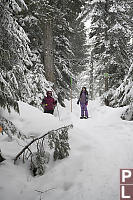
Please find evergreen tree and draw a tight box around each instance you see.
[87,0,132,97]
[69,19,89,75]
[0,0,54,113]
[20,0,87,101]
[108,0,133,108]
[111,63,133,107]
[0,0,30,112]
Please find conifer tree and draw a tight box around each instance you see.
[21,0,87,100]
[0,0,30,112]
[87,0,132,96]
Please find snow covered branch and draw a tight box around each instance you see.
[14,124,73,175]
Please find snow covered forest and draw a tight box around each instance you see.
[0,0,133,115]
[0,0,133,199]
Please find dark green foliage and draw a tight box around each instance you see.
[14,125,73,176]
[30,151,50,176]
[48,126,71,160]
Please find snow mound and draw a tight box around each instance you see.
[1,101,64,138]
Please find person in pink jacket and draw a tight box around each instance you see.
[41,91,57,114]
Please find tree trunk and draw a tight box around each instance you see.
[43,20,55,84]
[105,77,108,92]
[89,56,94,99]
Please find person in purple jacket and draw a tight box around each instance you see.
[41,91,57,114]
[77,87,89,119]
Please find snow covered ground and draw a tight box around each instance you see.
[0,99,133,200]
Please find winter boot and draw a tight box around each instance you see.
[84,116,88,119]
[80,116,84,119]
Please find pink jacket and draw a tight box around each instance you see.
[42,96,57,111]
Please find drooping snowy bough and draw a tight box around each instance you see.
[0,117,23,140]
[14,124,73,176]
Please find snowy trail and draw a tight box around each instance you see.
[1,99,133,200]
[39,100,133,200]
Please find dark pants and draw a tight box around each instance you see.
[44,110,54,115]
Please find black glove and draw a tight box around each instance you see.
[77,100,79,105]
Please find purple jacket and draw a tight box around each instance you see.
[78,91,88,105]
[80,92,86,104]
[42,96,57,111]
